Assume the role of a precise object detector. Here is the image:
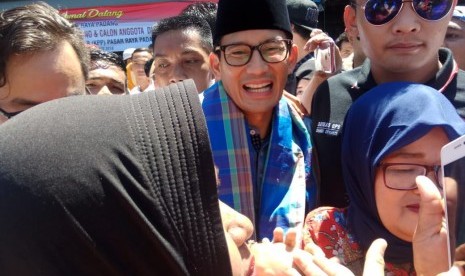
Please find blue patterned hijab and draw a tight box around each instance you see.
[342,82,465,263]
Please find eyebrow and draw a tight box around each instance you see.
[154,49,207,59]
[387,151,424,159]
[10,98,42,107]
[180,49,206,56]
[87,76,125,86]
[153,53,167,59]
[224,37,285,46]
[447,25,462,31]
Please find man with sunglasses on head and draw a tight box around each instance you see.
[309,0,465,208]
[202,0,316,241]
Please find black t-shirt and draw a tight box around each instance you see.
[311,48,465,207]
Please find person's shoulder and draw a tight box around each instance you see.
[456,69,465,90]
[311,67,365,120]
[305,206,347,226]
[304,207,349,240]
[457,69,465,86]
[327,67,362,85]
[451,70,465,117]
[315,67,363,97]
[303,206,364,265]
[201,81,219,98]
[129,85,143,94]
[199,82,218,107]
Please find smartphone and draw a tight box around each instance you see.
[441,134,465,267]
[314,41,336,74]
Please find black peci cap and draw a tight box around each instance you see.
[214,0,293,45]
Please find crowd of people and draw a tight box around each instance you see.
[0,0,465,275]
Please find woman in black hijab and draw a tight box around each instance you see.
[0,80,231,275]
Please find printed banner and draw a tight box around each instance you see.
[60,1,215,52]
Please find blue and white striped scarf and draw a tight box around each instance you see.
[202,81,315,240]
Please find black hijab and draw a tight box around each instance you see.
[0,80,231,275]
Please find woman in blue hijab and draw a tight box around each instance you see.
[303,82,465,275]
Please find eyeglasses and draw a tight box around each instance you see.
[0,107,23,120]
[215,39,292,67]
[351,0,453,25]
[379,163,442,190]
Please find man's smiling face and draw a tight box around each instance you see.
[210,29,297,118]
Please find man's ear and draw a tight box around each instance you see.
[287,44,298,74]
[344,5,359,41]
[209,52,222,80]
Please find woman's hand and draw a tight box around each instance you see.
[413,176,449,276]
[249,230,297,275]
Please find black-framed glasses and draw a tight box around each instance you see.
[215,39,292,67]
[351,0,453,25]
[0,107,23,119]
[379,163,442,190]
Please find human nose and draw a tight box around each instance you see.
[169,63,188,84]
[391,3,421,34]
[245,49,268,75]
[97,85,113,96]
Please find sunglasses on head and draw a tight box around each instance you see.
[351,0,453,25]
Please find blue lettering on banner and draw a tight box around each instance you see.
[74,20,155,51]
[107,38,124,44]
[124,38,138,43]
